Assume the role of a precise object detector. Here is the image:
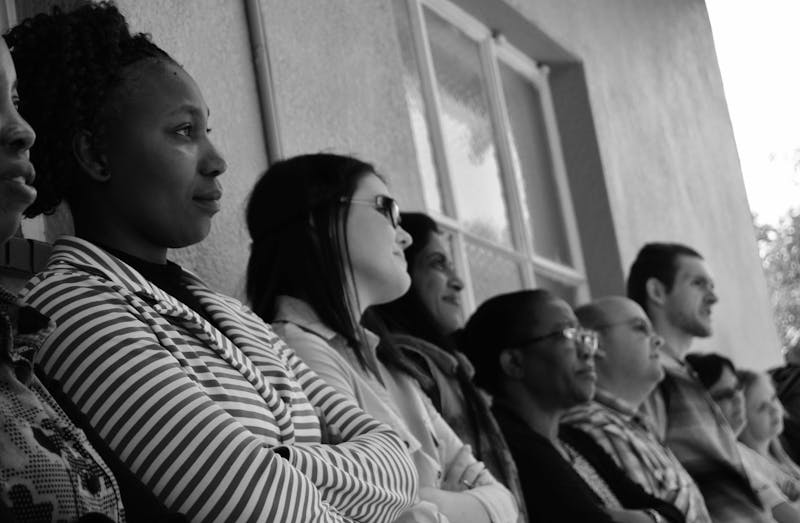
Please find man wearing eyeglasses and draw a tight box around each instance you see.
[628,243,772,523]
[562,296,712,523]
[462,290,683,523]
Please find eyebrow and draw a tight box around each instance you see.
[167,104,209,118]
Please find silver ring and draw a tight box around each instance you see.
[460,478,475,488]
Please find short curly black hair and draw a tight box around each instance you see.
[5,1,175,217]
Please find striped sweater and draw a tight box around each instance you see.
[20,236,416,522]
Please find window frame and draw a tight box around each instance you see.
[398,0,589,310]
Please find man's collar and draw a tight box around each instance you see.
[593,388,639,417]
[658,343,686,370]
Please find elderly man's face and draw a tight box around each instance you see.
[516,297,597,410]
[595,298,664,390]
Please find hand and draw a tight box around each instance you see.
[441,445,492,491]
[781,479,800,501]
[603,507,657,523]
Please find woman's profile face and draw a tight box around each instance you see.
[743,374,784,444]
[93,59,226,257]
[410,231,464,335]
[0,40,35,244]
[344,173,412,310]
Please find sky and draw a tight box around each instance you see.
[705,0,800,226]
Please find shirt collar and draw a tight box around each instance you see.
[273,295,380,354]
[593,388,639,418]
[659,343,687,371]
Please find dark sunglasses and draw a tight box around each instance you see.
[343,195,401,228]
[710,382,744,402]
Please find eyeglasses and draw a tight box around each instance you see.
[596,318,655,337]
[710,382,743,402]
[520,326,599,355]
[343,195,401,229]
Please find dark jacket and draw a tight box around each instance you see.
[493,401,685,523]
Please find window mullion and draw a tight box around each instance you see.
[405,0,458,220]
[479,35,535,288]
[539,66,590,301]
[536,65,589,301]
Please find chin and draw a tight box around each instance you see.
[688,322,712,338]
[171,223,213,249]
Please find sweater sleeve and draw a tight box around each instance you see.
[22,271,415,523]
[422,387,518,523]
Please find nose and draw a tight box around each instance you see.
[1,111,35,156]
[576,338,596,360]
[651,334,665,350]
[200,137,227,177]
[447,270,464,291]
[707,286,718,304]
[396,224,412,248]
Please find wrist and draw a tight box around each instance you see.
[644,508,666,523]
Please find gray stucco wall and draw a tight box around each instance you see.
[258,0,425,211]
[15,0,779,368]
[501,0,780,367]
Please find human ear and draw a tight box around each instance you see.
[73,130,110,182]
[499,349,524,379]
[645,277,667,306]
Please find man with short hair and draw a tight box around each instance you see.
[628,242,771,522]
[563,296,712,522]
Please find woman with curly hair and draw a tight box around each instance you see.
[246,154,519,523]
[9,3,416,521]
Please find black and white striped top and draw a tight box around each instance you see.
[21,236,417,522]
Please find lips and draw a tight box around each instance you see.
[442,294,460,307]
[577,366,597,380]
[193,188,222,214]
[0,161,37,203]
[1,160,35,184]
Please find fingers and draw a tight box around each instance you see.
[442,445,475,490]
[457,461,487,490]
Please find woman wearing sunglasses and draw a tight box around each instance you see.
[246,153,518,523]
[12,5,416,521]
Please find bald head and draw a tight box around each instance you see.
[576,296,664,405]
[575,296,635,331]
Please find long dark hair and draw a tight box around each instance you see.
[6,1,175,217]
[369,212,454,351]
[685,352,737,389]
[246,153,375,368]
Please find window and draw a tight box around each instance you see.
[393,0,588,310]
